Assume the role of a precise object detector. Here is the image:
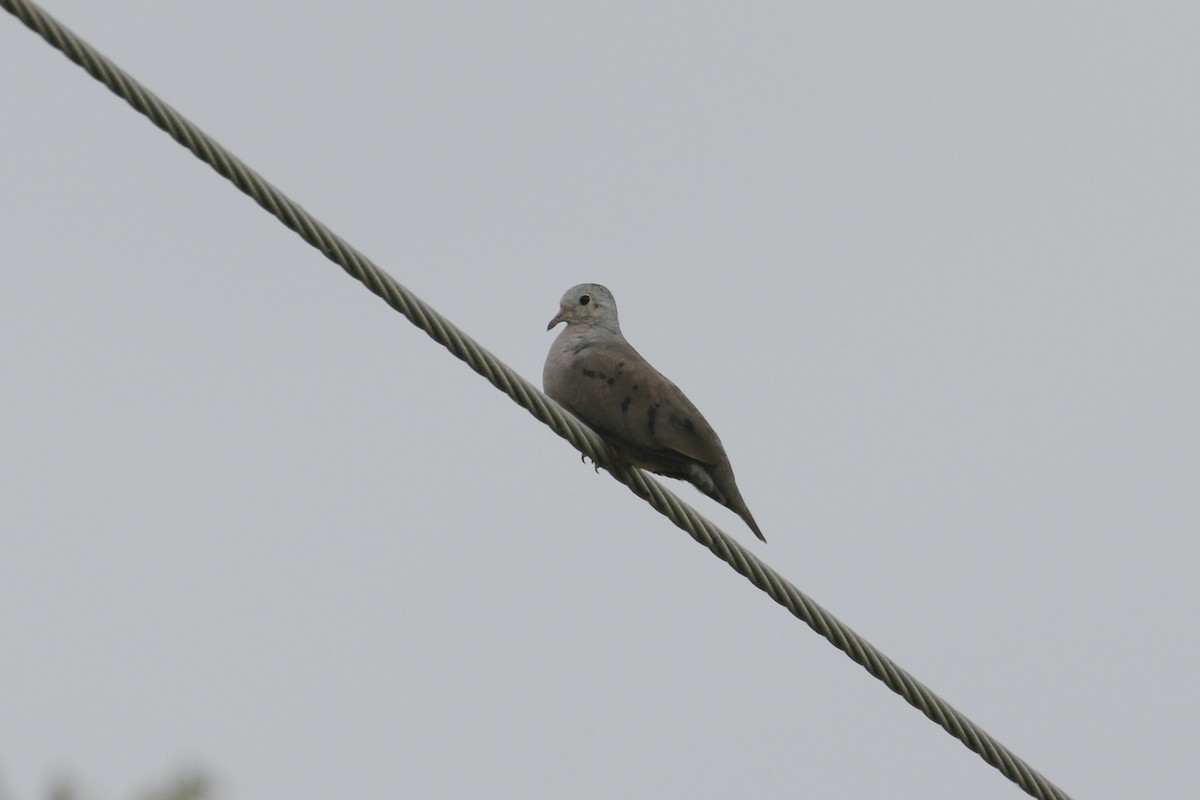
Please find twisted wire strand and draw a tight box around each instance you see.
[2,2,1070,798]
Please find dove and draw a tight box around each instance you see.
[543,283,765,542]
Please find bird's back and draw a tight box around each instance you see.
[544,327,727,472]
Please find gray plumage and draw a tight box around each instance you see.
[543,283,765,542]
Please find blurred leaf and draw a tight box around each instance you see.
[138,771,210,800]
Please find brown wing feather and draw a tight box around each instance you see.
[561,338,725,467]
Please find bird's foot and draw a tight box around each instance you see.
[579,452,603,472]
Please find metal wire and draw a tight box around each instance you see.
[2,2,1072,797]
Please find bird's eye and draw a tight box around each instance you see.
[579,294,591,306]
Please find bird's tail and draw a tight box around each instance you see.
[736,503,766,543]
[702,459,766,543]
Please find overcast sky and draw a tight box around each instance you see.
[2,2,1197,799]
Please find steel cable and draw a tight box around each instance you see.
[1,2,1072,797]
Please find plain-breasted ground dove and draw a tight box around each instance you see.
[543,283,765,541]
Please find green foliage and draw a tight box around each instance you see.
[137,771,210,800]
[42,770,212,800]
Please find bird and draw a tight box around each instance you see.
[543,283,765,541]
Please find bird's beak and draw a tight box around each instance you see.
[547,308,569,331]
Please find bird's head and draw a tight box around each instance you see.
[547,283,621,333]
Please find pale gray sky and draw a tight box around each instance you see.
[2,2,1197,798]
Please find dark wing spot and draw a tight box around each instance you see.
[620,396,632,413]
[582,369,597,378]
[646,405,658,434]
[606,377,615,385]
[632,383,639,391]
[572,341,594,355]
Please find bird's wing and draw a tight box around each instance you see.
[558,336,726,467]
